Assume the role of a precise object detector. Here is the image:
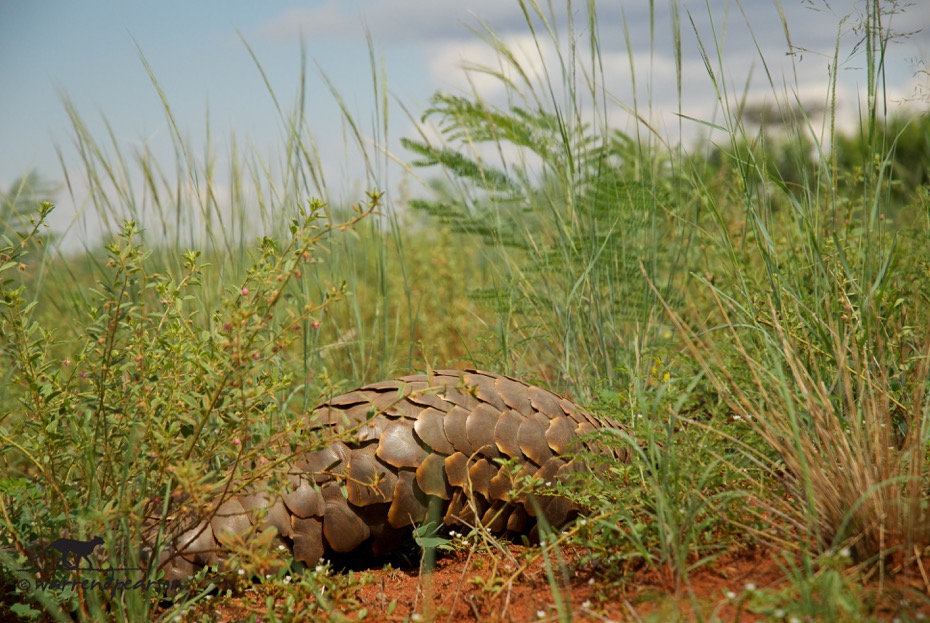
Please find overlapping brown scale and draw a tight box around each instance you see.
[436,385,479,410]
[506,505,529,532]
[544,416,577,455]
[465,403,502,457]
[534,457,565,485]
[463,371,507,411]
[355,417,386,443]
[443,490,472,526]
[556,459,584,482]
[397,373,429,383]
[442,405,472,455]
[527,386,563,419]
[292,441,350,481]
[360,380,405,391]
[317,402,376,429]
[493,409,525,458]
[574,421,596,437]
[481,499,511,532]
[239,491,294,538]
[406,389,450,412]
[507,461,539,506]
[377,421,429,467]
[413,407,455,454]
[381,395,426,419]
[518,412,555,465]
[175,520,218,566]
[466,458,495,498]
[282,482,326,518]
[346,444,397,506]
[366,388,413,414]
[387,470,429,528]
[326,390,370,407]
[158,550,195,583]
[415,452,451,499]
[211,497,252,547]
[560,398,601,429]
[444,452,469,488]
[537,495,573,527]
[488,464,515,502]
[322,498,370,553]
[494,375,532,416]
[292,516,324,564]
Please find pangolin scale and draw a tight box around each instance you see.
[151,369,626,581]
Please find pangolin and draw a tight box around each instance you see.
[149,369,626,581]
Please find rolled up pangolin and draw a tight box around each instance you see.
[150,369,626,581]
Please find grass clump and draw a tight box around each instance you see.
[0,196,379,621]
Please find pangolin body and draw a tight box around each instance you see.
[152,369,625,581]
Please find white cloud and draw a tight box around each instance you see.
[258,0,528,43]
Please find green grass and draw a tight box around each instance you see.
[2,0,929,620]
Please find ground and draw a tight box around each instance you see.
[166,543,930,622]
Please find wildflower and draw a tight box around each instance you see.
[241,287,249,296]
[725,590,736,600]
[536,610,546,619]
[745,582,756,592]
[581,601,592,609]
[62,359,71,367]
[311,321,321,329]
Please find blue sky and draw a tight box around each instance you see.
[1,1,928,248]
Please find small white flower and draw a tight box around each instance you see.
[789,617,802,623]
[579,519,587,526]
[725,590,736,600]
[283,575,292,584]
[315,565,324,573]
[237,568,245,576]
[774,609,785,618]
[745,582,756,591]
[839,547,851,558]
[278,544,286,551]
[411,614,423,622]
[581,600,592,609]
[588,577,595,585]
[536,610,546,619]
